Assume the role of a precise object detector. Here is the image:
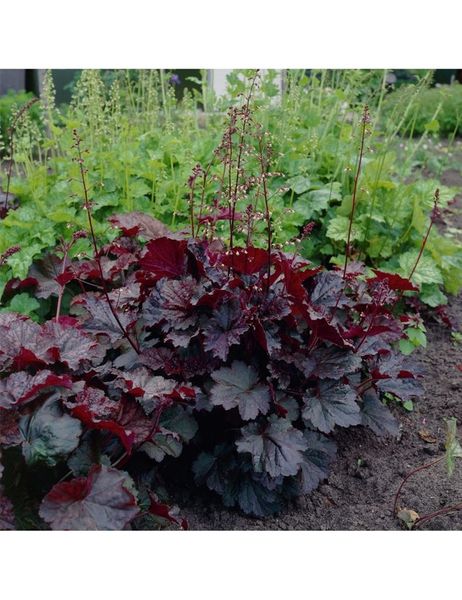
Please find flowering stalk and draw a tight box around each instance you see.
[73,129,140,354]
[229,71,259,260]
[407,189,440,283]
[2,97,39,215]
[342,105,370,279]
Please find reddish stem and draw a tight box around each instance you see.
[393,456,444,515]
[2,97,39,213]
[414,502,462,528]
[342,106,369,279]
[73,130,140,354]
[407,189,439,283]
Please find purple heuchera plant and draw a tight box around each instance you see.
[0,217,423,527]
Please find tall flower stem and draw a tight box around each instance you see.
[342,105,370,279]
[73,130,140,354]
[229,71,259,259]
[407,189,439,283]
[2,97,39,214]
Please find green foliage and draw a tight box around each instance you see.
[1,69,461,311]
[0,90,41,152]
[383,83,462,138]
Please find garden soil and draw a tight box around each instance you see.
[177,170,462,530]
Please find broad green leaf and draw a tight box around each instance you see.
[326,215,364,242]
[398,251,443,286]
[2,293,40,317]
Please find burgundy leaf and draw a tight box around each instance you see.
[41,319,107,369]
[203,297,249,361]
[147,492,188,529]
[0,314,44,370]
[39,465,139,530]
[139,237,188,279]
[28,253,71,299]
[220,246,269,275]
[65,387,152,451]
[0,370,73,409]
[71,293,137,344]
[109,212,170,239]
[368,270,418,292]
[116,398,154,446]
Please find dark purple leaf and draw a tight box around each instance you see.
[299,431,337,494]
[210,361,270,420]
[41,319,107,369]
[139,237,188,279]
[203,297,249,361]
[302,381,361,433]
[0,370,73,409]
[112,367,182,415]
[143,276,204,330]
[236,417,308,477]
[306,347,362,379]
[375,377,424,401]
[0,313,44,370]
[0,409,21,446]
[361,390,399,436]
[141,405,197,462]
[28,253,71,299]
[109,212,170,239]
[71,293,136,344]
[39,465,140,530]
[310,271,349,308]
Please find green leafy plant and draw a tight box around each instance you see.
[384,83,462,139]
[1,69,461,312]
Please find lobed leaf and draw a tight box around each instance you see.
[39,465,139,530]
